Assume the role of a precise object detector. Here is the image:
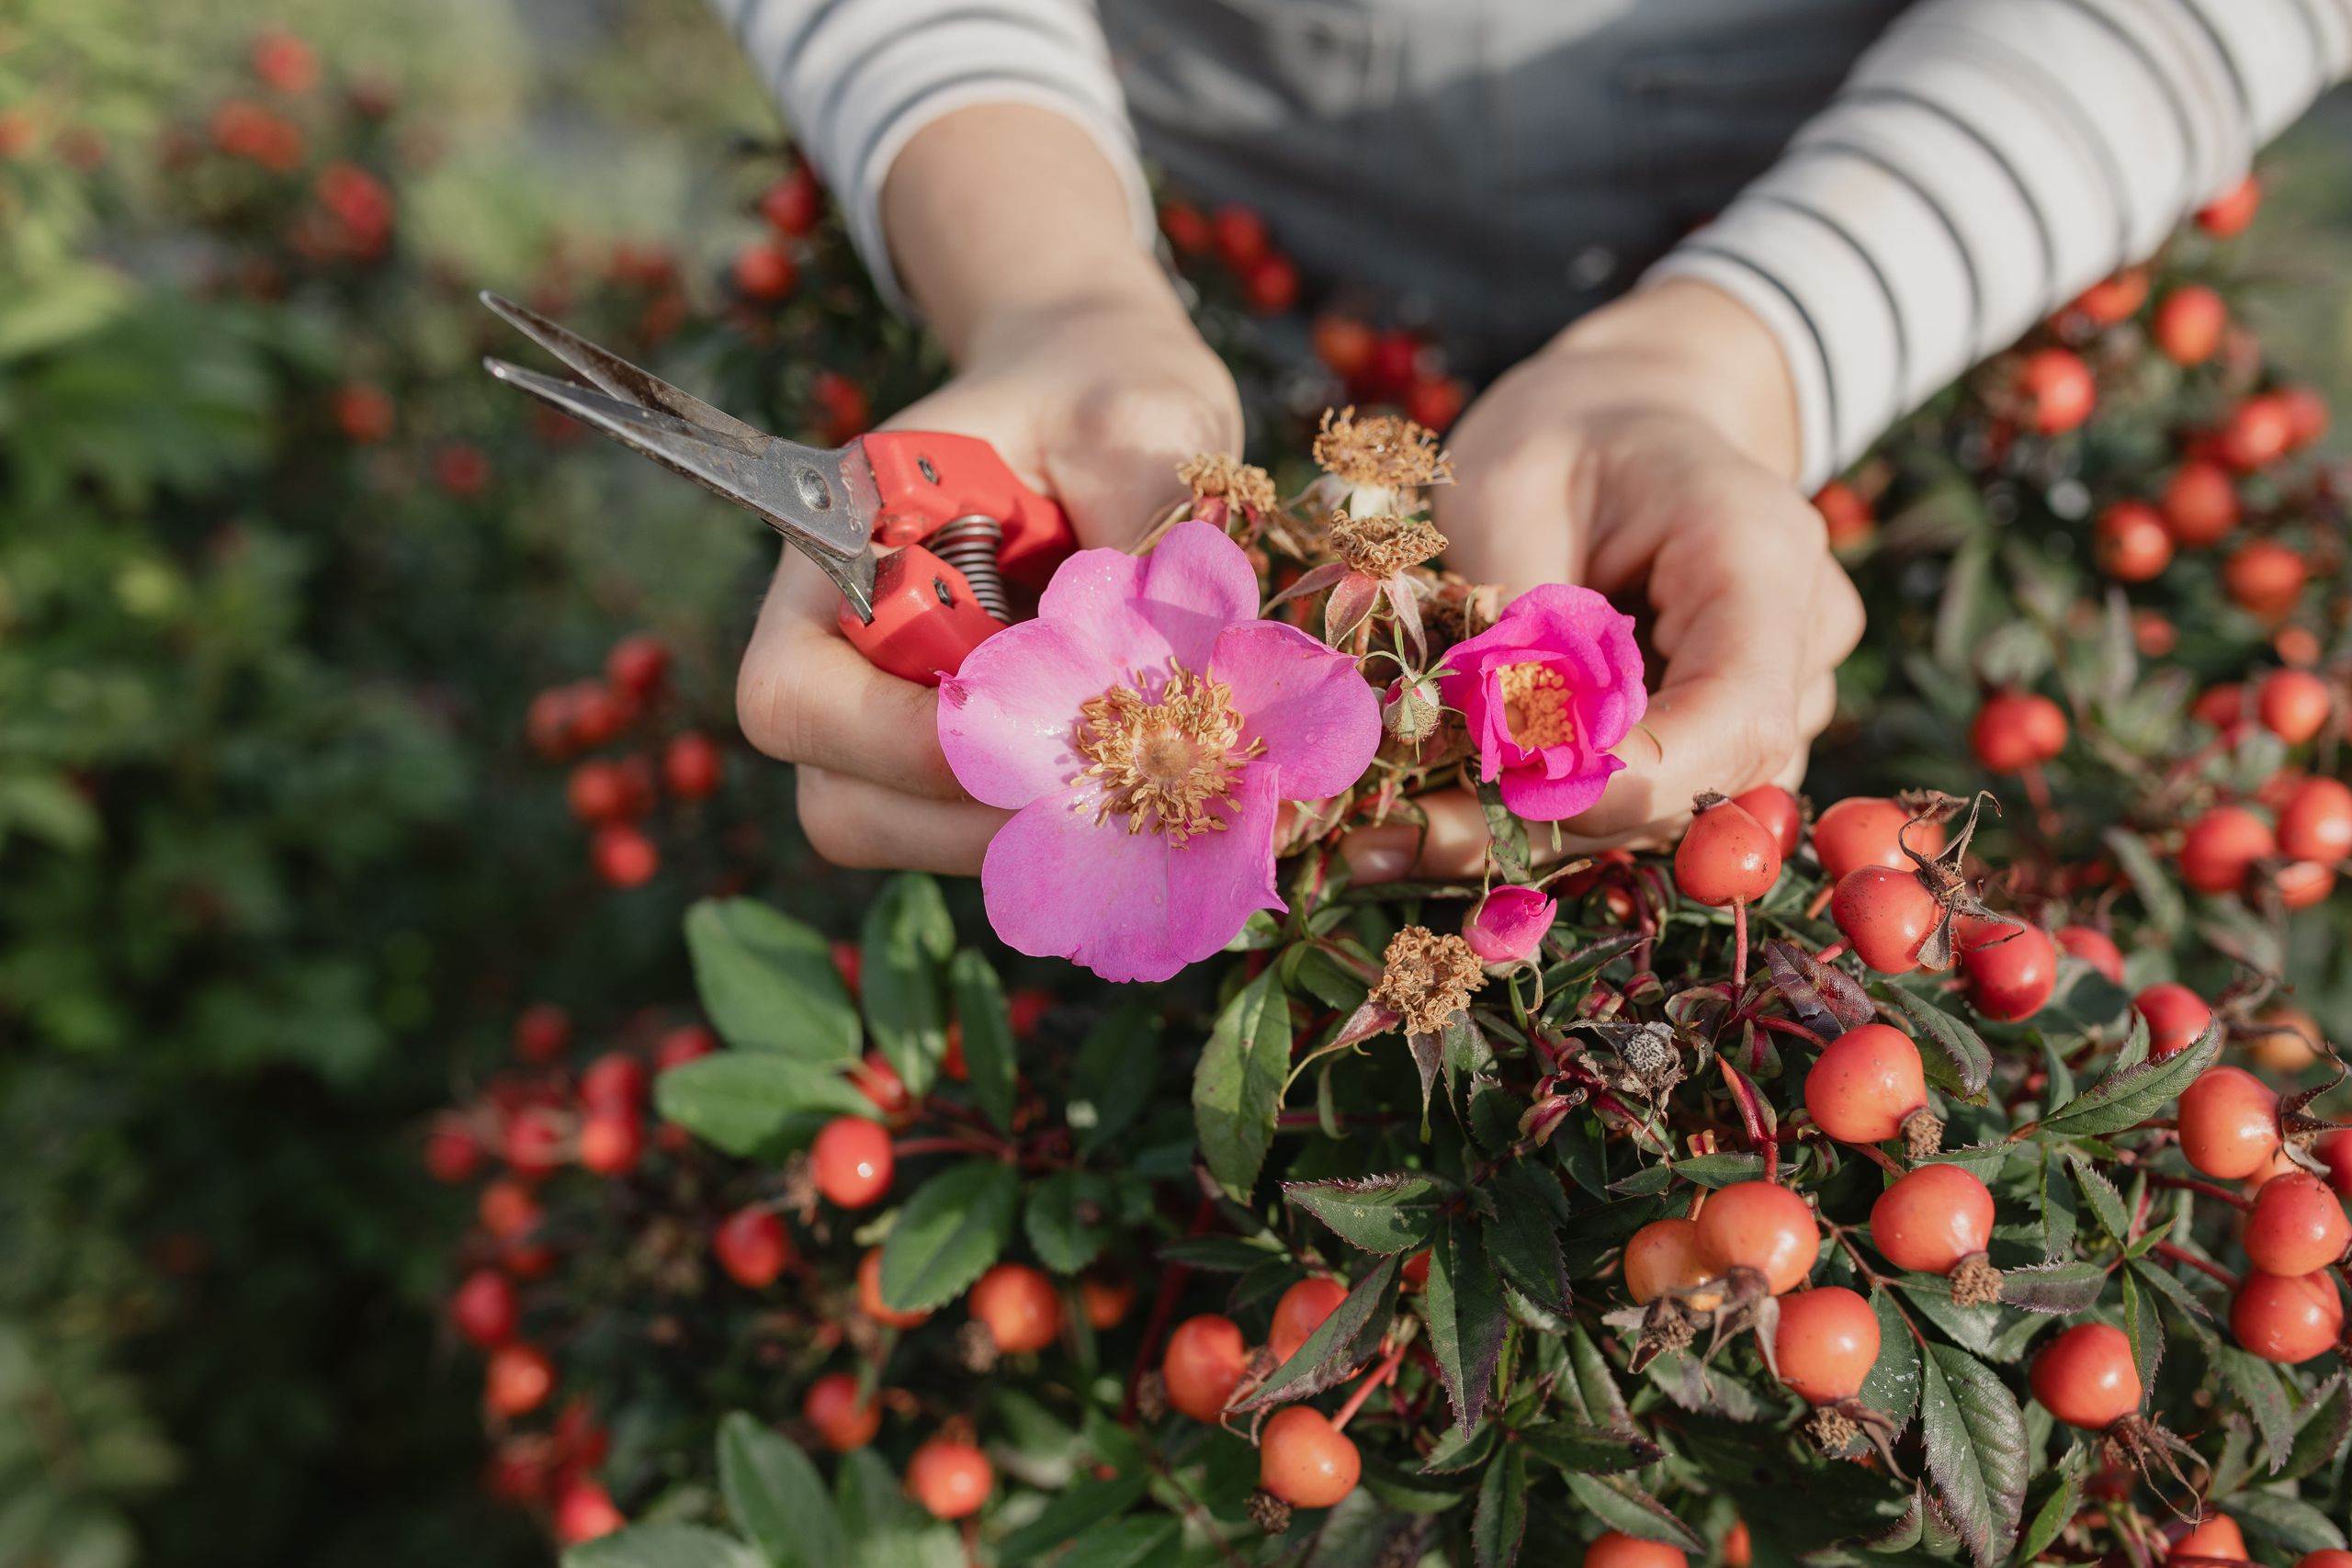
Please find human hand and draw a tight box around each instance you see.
[1343,278,1865,883]
[735,111,1239,873]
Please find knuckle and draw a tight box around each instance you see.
[734,650,806,762]
[1074,378,1233,457]
[794,772,876,868]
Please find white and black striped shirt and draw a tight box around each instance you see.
[714,0,2352,490]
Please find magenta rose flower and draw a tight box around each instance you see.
[1461,885,1556,968]
[1438,583,1646,821]
[936,521,1381,983]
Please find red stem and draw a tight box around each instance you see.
[2153,1239,2240,1290]
[1732,900,1750,990]
[2146,1173,2252,1212]
[1331,1340,1409,1433]
[1750,1014,1830,1050]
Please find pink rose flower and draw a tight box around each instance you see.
[1437,584,1646,822]
[1461,885,1556,968]
[937,521,1381,983]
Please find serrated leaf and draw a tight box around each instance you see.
[2224,1493,2347,1551]
[718,1414,843,1568]
[996,1472,1150,1563]
[1023,1169,1115,1275]
[1607,1153,1768,1195]
[2036,1021,2221,1139]
[1514,1422,1659,1474]
[1058,1517,1182,1568]
[1483,1175,1567,1314]
[1427,1214,1508,1433]
[1419,1423,1499,1475]
[1562,1473,1703,1552]
[2067,1151,2129,1243]
[1889,987,1992,1098]
[1860,1286,1920,1426]
[2119,1268,2163,1401]
[653,1054,873,1156]
[2215,1346,2294,1473]
[684,899,860,1063]
[2103,824,2184,938]
[860,875,955,1097]
[1998,1260,2109,1315]
[1917,1346,2028,1568]
[1156,1235,1280,1272]
[1284,1173,1455,1254]
[1474,1443,1530,1568]
[877,1159,1018,1314]
[1566,1324,1629,1427]
[1233,1254,1399,1412]
[563,1526,762,1568]
[2281,1372,2350,1482]
[947,951,1017,1134]
[1069,999,1162,1156]
[2016,1446,2085,1565]
[1192,970,1291,1201]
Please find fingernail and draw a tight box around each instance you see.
[1343,841,1415,886]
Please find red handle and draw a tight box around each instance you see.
[855,431,1074,588]
[835,543,1005,686]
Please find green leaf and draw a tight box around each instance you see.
[2214,1347,2294,1473]
[1997,1260,2109,1315]
[1285,1173,1454,1254]
[1606,1153,1768,1195]
[994,1474,1149,1563]
[1191,970,1292,1201]
[1482,1172,1567,1314]
[2224,1494,2347,1552]
[1023,1170,1115,1275]
[1917,1345,2028,1568]
[2102,825,2185,938]
[2119,1268,2164,1400]
[1514,1422,1659,1475]
[1565,1324,1630,1428]
[718,1414,844,1568]
[1860,1286,1921,1426]
[2036,1021,2221,1139]
[2067,1151,2130,1243]
[833,1450,962,1568]
[1888,987,1992,1099]
[684,899,860,1064]
[1419,1423,1499,1475]
[2280,1372,2350,1482]
[1234,1255,1399,1411]
[1426,1214,1508,1434]
[1071,1000,1162,1156]
[947,951,1017,1134]
[2016,1446,2085,1565]
[860,875,956,1097]
[1059,1518,1182,1568]
[878,1159,1019,1314]
[1473,1443,1530,1568]
[653,1054,873,1156]
[1561,1473,1703,1552]
[563,1526,762,1568]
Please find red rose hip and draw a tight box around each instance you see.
[2243,1171,2351,1276]
[2177,1066,2279,1180]
[1673,796,1782,907]
[1258,1405,1360,1508]
[2030,1322,2140,1429]
[2231,1269,2345,1364]
[1870,1163,1996,1279]
[1773,1285,1880,1404]
[906,1437,993,1519]
[812,1116,893,1207]
[1269,1275,1349,1363]
[969,1262,1062,1353]
[1693,1180,1819,1294]
[1163,1314,1250,1421]
[1805,1023,1933,1149]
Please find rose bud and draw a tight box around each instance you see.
[1382,672,1444,746]
[1461,885,1557,970]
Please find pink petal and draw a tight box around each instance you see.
[1211,623,1382,802]
[1033,547,1176,675]
[978,771,1283,983]
[1499,754,1623,821]
[936,620,1118,809]
[1133,520,1262,668]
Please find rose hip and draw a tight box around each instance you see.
[1805,1023,1931,1148]
[1870,1163,1995,1277]
[1162,1314,1250,1421]
[1957,918,2057,1022]
[1269,1275,1349,1363]
[1772,1285,1880,1404]
[1674,796,1782,907]
[2056,925,2125,984]
[2177,1066,2280,1180]
[1258,1406,1360,1508]
[2231,1270,2345,1364]
[1830,866,1942,974]
[2029,1322,2140,1429]
[2243,1171,2351,1276]
[906,1437,992,1519]
[969,1262,1062,1353]
[1693,1181,1819,1295]
[811,1116,893,1207]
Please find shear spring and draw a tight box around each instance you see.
[929,514,1011,621]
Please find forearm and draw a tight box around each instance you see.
[1651,0,2352,489]
[883,105,1182,366]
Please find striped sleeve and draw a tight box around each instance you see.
[1648,0,2352,492]
[710,0,1157,311]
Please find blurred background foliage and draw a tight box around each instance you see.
[4,0,2352,1564]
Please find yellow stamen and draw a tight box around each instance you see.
[1497,662,1576,750]
[1070,660,1267,845]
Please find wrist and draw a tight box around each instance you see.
[882,104,1178,364]
[1544,278,1801,483]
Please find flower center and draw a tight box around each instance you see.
[1496,661,1577,751]
[1071,660,1266,845]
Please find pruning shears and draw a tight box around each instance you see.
[478,291,1074,683]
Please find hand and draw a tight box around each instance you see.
[735,108,1240,873]
[1342,278,1865,883]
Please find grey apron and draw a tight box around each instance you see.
[1098,0,1908,376]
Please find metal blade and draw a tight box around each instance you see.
[480,289,768,444]
[482,357,880,619]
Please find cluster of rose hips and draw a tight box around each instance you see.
[1306,314,1469,434]
[424,1000,721,1543]
[519,632,729,889]
[1159,197,1301,317]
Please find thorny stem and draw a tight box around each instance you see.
[2153,1239,2239,1290]
[1331,1340,1411,1433]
